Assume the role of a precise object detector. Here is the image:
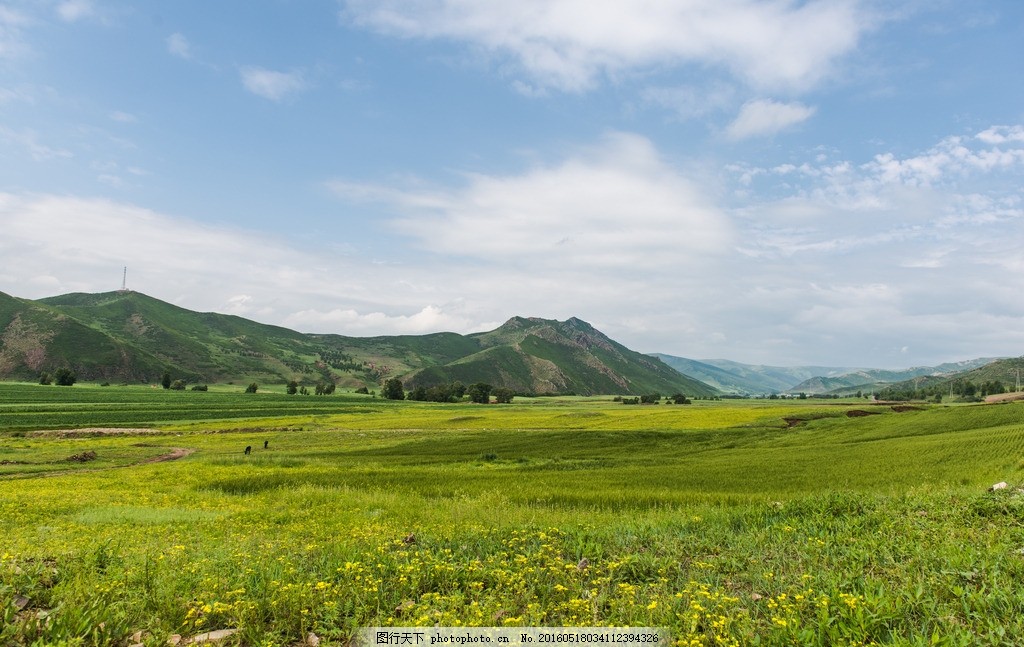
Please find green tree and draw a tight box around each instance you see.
[323,383,336,395]
[493,387,514,404]
[161,371,172,390]
[467,382,492,404]
[245,382,259,394]
[451,381,467,400]
[286,380,299,395]
[53,367,77,386]
[170,379,187,390]
[38,372,51,385]
[382,377,405,400]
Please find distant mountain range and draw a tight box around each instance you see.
[0,290,712,396]
[782,359,1003,395]
[0,289,1013,398]
[652,353,1005,396]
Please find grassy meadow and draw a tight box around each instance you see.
[2,383,1024,646]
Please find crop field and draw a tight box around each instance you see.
[2,384,1024,646]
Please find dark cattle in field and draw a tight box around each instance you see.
[244,445,251,455]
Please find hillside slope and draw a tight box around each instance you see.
[408,317,716,396]
[786,358,1005,395]
[2,291,713,396]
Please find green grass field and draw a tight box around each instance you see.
[2,383,1024,646]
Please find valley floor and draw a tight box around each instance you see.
[2,384,1023,645]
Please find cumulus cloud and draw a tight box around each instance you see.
[343,0,874,93]
[329,132,733,270]
[0,192,494,337]
[239,66,307,101]
[726,99,816,140]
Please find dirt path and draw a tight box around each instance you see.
[0,447,195,480]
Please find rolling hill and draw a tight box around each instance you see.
[785,358,1005,395]
[0,290,714,396]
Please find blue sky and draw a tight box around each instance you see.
[1,1,1022,368]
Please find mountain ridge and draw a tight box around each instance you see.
[0,290,714,396]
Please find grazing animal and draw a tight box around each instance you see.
[264,440,269,449]
[244,445,251,455]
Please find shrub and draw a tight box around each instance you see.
[54,367,77,386]
[468,382,492,404]
[191,384,208,391]
[245,382,259,393]
[170,379,187,390]
[38,372,52,385]
[382,378,405,400]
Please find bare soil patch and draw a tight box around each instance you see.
[891,405,923,412]
[846,409,882,418]
[985,392,1024,403]
[27,427,166,438]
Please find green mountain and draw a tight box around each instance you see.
[1,291,714,396]
[408,317,716,396]
[875,357,1024,399]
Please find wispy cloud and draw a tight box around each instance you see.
[343,0,878,93]
[0,6,30,59]
[726,99,816,140]
[109,111,137,123]
[0,127,73,162]
[55,0,94,23]
[642,83,736,120]
[239,66,307,101]
[166,32,192,60]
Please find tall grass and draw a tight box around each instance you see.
[2,392,1023,645]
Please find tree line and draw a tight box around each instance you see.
[381,378,514,404]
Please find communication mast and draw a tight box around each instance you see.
[119,266,129,293]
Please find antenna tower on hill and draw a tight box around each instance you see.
[119,266,129,293]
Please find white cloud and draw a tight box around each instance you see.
[56,0,94,23]
[240,66,307,101]
[976,125,1024,145]
[726,99,816,140]
[283,305,478,335]
[328,132,733,270]
[0,192,493,337]
[343,0,875,93]
[166,32,192,60]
